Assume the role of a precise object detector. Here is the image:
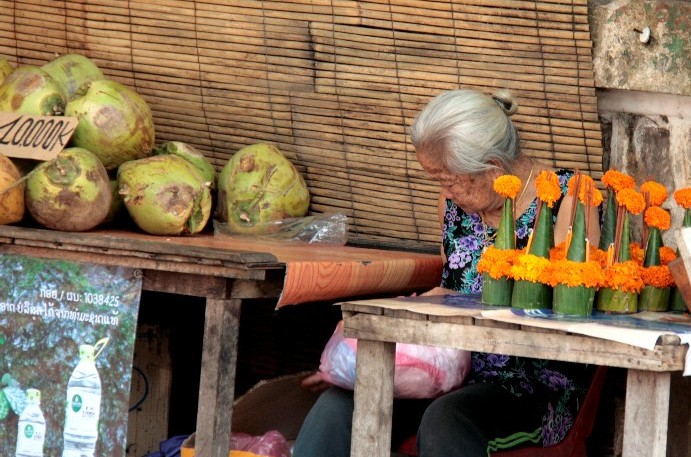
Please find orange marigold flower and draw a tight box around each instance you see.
[616,188,646,215]
[509,253,551,282]
[640,181,668,206]
[602,170,635,192]
[567,174,603,206]
[534,170,561,208]
[477,246,520,279]
[629,243,644,265]
[494,175,522,199]
[602,261,645,293]
[639,265,675,288]
[541,259,604,288]
[644,206,671,230]
[659,246,677,265]
[549,242,606,266]
[673,188,691,209]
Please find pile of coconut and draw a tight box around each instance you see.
[0,54,310,236]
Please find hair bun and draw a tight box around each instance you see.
[492,90,518,116]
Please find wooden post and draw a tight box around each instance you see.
[623,370,671,457]
[194,298,242,457]
[351,339,396,457]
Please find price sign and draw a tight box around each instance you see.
[0,113,78,160]
[0,254,142,457]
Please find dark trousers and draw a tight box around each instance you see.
[293,384,546,457]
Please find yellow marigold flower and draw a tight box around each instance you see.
[493,175,522,199]
[568,174,603,206]
[602,170,635,192]
[659,246,677,265]
[602,261,645,293]
[541,259,604,288]
[673,188,691,209]
[509,253,551,282]
[629,243,644,265]
[616,188,646,215]
[644,206,671,230]
[477,246,520,279]
[534,170,561,208]
[639,265,675,288]
[640,181,668,206]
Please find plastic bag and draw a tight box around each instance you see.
[319,321,471,399]
[230,430,291,457]
[214,213,348,245]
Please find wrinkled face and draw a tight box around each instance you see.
[416,151,502,215]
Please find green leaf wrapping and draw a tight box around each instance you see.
[618,213,631,262]
[684,208,691,227]
[643,227,663,267]
[495,197,515,250]
[596,287,638,313]
[566,202,587,262]
[529,203,554,258]
[639,285,671,312]
[599,191,617,250]
[481,274,513,306]
[553,284,596,316]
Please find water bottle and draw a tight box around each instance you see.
[62,343,102,457]
[15,388,46,457]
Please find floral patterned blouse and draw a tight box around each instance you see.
[440,169,593,446]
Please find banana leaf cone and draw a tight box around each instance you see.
[670,208,691,312]
[597,212,638,314]
[511,202,553,309]
[482,197,515,306]
[598,190,617,250]
[554,202,595,316]
[639,227,670,312]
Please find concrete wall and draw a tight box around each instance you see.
[590,0,691,247]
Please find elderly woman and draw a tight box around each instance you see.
[293,89,600,457]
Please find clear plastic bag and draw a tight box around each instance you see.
[319,321,472,399]
[230,430,292,457]
[214,213,348,245]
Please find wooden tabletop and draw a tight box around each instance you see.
[0,225,443,305]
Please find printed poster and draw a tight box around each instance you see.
[0,253,142,457]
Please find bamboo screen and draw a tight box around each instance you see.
[0,0,602,251]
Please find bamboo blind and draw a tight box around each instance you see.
[0,0,602,251]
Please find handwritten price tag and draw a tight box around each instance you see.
[0,112,78,160]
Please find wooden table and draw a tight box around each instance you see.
[0,225,442,457]
[340,296,690,457]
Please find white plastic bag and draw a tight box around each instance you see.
[318,321,471,399]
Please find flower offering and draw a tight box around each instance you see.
[671,187,691,311]
[639,204,674,311]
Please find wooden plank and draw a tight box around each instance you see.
[622,370,671,457]
[195,298,241,457]
[342,313,686,371]
[351,339,395,457]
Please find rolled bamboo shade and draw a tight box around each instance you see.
[0,0,602,251]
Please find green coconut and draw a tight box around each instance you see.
[0,153,25,225]
[41,53,104,101]
[0,65,66,116]
[153,141,216,189]
[118,154,212,235]
[0,58,13,85]
[217,143,310,234]
[25,147,112,231]
[66,79,155,170]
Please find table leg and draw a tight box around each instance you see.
[351,339,396,457]
[194,298,242,457]
[622,369,671,457]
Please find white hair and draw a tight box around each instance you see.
[410,89,521,174]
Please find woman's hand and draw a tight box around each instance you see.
[420,286,457,296]
[300,372,331,393]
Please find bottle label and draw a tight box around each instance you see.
[16,420,45,455]
[64,388,101,435]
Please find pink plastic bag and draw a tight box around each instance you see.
[318,321,471,399]
[230,430,291,457]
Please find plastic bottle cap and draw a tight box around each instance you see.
[79,344,96,361]
[25,388,41,403]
